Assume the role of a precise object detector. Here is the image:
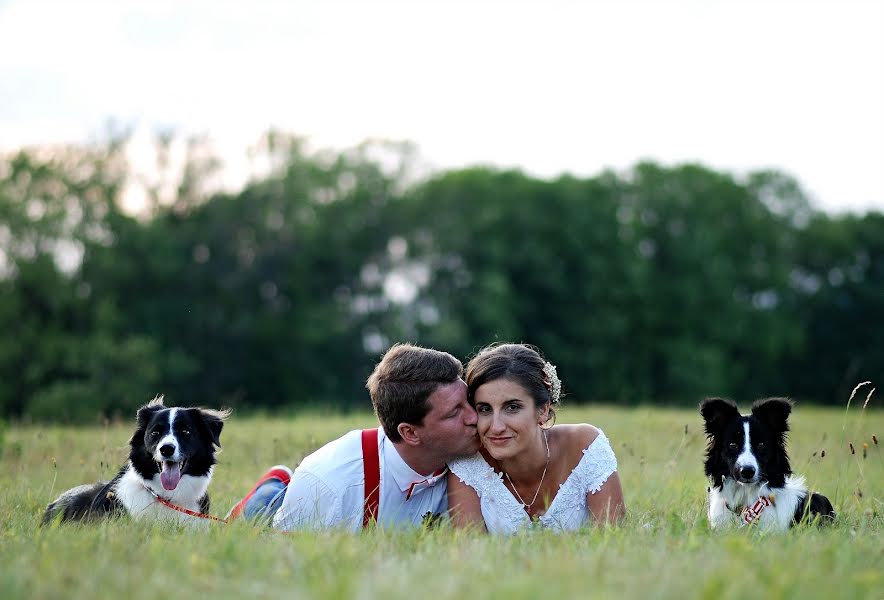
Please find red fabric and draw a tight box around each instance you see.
[741,494,774,524]
[361,428,381,527]
[226,467,292,521]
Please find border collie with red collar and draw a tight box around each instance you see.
[43,396,230,526]
[700,397,834,531]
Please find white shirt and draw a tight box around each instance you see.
[273,427,448,531]
[448,430,618,534]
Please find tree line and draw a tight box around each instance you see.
[0,133,881,422]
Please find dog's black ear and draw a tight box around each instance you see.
[699,397,741,436]
[135,395,165,427]
[751,397,793,434]
[197,408,231,447]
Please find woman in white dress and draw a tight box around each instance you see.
[447,343,625,533]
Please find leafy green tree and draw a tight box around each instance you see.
[0,143,165,421]
[2,132,881,421]
[785,211,884,403]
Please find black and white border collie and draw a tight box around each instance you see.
[700,397,834,531]
[43,396,230,526]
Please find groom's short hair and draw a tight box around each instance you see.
[366,343,463,442]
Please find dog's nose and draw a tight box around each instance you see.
[160,444,175,458]
[739,466,756,480]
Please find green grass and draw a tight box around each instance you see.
[1,405,882,599]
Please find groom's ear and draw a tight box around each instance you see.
[397,422,421,446]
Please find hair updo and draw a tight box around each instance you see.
[465,343,561,423]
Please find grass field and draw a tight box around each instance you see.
[1,404,882,599]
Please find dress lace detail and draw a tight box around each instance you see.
[449,429,618,534]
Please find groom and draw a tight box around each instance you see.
[226,343,480,530]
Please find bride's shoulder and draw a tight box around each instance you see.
[552,423,607,454]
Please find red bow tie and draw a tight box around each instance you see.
[405,467,448,500]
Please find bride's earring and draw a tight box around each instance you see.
[540,409,555,430]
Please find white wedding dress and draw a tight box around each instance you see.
[448,430,618,534]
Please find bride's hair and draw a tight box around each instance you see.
[465,343,561,424]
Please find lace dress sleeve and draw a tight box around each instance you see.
[449,454,529,534]
[448,454,500,498]
[572,430,618,495]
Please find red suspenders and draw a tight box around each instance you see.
[361,428,381,528]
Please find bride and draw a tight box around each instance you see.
[447,343,625,533]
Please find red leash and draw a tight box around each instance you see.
[143,484,228,523]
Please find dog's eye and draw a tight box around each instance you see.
[757,442,765,449]
[180,429,190,436]
[150,431,159,437]
[728,443,738,451]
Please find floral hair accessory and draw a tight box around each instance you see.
[542,361,561,403]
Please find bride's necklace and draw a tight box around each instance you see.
[503,429,550,512]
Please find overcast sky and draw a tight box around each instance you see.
[1,0,882,213]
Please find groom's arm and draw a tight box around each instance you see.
[446,471,486,531]
[272,470,345,531]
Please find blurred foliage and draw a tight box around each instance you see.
[0,133,881,421]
